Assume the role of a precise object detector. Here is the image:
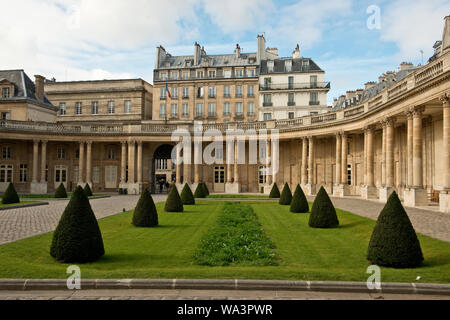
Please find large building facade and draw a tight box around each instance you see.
[1,17,450,213]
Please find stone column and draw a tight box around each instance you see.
[341,132,347,185]
[137,141,142,184]
[361,126,377,199]
[194,141,201,183]
[412,107,424,188]
[183,143,191,184]
[406,110,414,188]
[379,118,396,202]
[176,143,181,184]
[305,136,315,195]
[78,141,85,184]
[226,140,232,183]
[363,130,367,185]
[335,133,341,186]
[234,140,239,183]
[40,140,47,183]
[381,122,386,186]
[440,94,450,213]
[120,141,127,184]
[86,141,92,185]
[266,139,272,185]
[32,139,39,183]
[301,137,308,185]
[128,140,135,184]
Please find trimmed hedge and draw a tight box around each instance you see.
[1,183,20,205]
[269,183,280,198]
[164,184,184,212]
[202,182,210,196]
[50,186,104,263]
[279,183,292,205]
[290,184,309,213]
[180,183,195,205]
[367,191,424,268]
[84,183,93,197]
[54,183,68,199]
[194,183,207,198]
[132,188,158,227]
[308,186,339,228]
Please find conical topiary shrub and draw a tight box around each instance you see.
[279,183,292,205]
[309,186,339,228]
[269,183,280,198]
[84,183,93,197]
[290,184,309,213]
[132,188,158,227]
[54,183,68,199]
[180,183,195,205]
[202,182,210,196]
[50,186,104,263]
[194,183,207,198]
[1,183,20,205]
[367,191,423,268]
[165,184,184,212]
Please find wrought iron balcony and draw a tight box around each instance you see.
[260,82,330,91]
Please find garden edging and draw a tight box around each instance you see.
[0,202,49,211]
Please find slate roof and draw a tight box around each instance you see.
[157,53,258,70]
[0,69,55,108]
[260,58,323,74]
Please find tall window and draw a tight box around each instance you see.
[235,69,243,77]
[160,73,167,80]
[288,112,294,119]
[347,164,352,185]
[124,100,131,114]
[208,71,215,78]
[302,59,309,71]
[288,93,295,104]
[2,87,10,98]
[93,166,100,183]
[170,103,178,116]
[75,148,80,159]
[73,166,79,183]
[235,85,242,97]
[248,69,255,77]
[259,166,267,184]
[182,103,189,116]
[197,71,204,78]
[247,85,254,97]
[108,101,115,114]
[263,94,272,105]
[19,164,27,182]
[310,92,318,104]
[59,103,66,115]
[208,103,215,116]
[224,86,231,97]
[171,87,178,98]
[55,165,67,183]
[57,147,65,160]
[208,86,215,98]
[171,71,178,80]
[160,103,166,117]
[75,102,82,115]
[247,102,254,115]
[196,103,203,116]
[223,102,231,115]
[288,76,294,89]
[264,113,272,121]
[2,146,11,159]
[156,159,168,170]
[1,112,10,120]
[310,75,317,88]
[0,164,13,182]
[107,148,115,160]
[197,87,204,98]
[91,101,98,114]
[235,102,243,115]
[182,72,189,79]
[160,88,166,99]
[182,87,189,98]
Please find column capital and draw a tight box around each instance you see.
[120,141,127,146]
[137,140,143,147]
[364,125,375,132]
[33,138,40,144]
[381,116,396,127]
[404,109,414,120]
[439,92,450,106]
[412,105,425,117]
[128,139,136,145]
[86,140,93,146]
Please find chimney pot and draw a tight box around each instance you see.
[34,75,45,102]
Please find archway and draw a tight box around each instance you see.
[151,144,175,194]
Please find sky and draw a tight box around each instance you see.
[0,0,449,105]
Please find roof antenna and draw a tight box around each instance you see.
[420,50,424,65]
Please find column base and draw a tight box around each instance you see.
[30,182,47,194]
[403,187,428,207]
[379,187,395,202]
[119,183,142,195]
[263,184,273,195]
[333,184,350,197]
[302,183,316,196]
[225,182,241,194]
[361,185,378,199]
[440,191,450,213]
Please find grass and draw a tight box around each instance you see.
[0,200,40,207]
[193,202,277,266]
[206,194,269,199]
[0,201,448,283]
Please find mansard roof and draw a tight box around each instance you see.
[259,58,324,74]
[156,52,258,70]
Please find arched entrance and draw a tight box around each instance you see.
[151,144,175,194]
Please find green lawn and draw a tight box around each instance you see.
[0,201,449,283]
[206,194,269,199]
[0,200,40,207]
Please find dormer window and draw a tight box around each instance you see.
[267,61,274,73]
[302,59,309,71]
[285,60,292,72]
[2,87,10,98]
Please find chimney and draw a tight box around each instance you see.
[441,15,450,54]
[256,34,266,64]
[155,45,167,69]
[399,62,414,71]
[292,44,300,59]
[364,81,376,90]
[378,74,385,83]
[235,44,241,58]
[333,98,338,107]
[34,75,45,102]
[194,42,201,65]
[346,90,356,100]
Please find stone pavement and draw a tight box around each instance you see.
[0,289,448,300]
[0,194,167,245]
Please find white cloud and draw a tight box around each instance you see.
[379,0,450,61]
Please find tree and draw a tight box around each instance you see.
[50,186,104,263]
[1,183,20,205]
[194,183,207,198]
[180,183,195,205]
[309,186,339,228]
[279,183,292,205]
[132,188,158,227]
[290,184,309,213]
[367,191,423,268]
[202,182,210,196]
[83,183,93,197]
[54,183,68,199]
[269,183,280,198]
[165,184,184,212]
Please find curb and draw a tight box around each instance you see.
[0,279,449,296]
[0,202,49,211]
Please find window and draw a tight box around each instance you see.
[224,86,231,97]
[208,86,215,98]
[107,148,115,160]
[0,164,13,182]
[182,103,189,116]
[91,101,98,114]
[182,87,189,98]
[196,103,203,116]
[208,71,215,78]
[171,87,178,98]
[197,71,204,78]
[302,59,310,71]
[160,88,166,99]
[170,103,178,116]
[2,87,10,98]
[347,164,352,185]
[224,70,231,78]
[57,147,65,160]
[259,166,267,184]
[223,102,231,115]
[2,146,11,159]
[124,100,131,114]
[235,102,243,115]
[263,94,272,106]
[171,72,178,80]
[108,101,115,114]
[75,102,82,115]
[264,77,271,89]
[197,87,204,98]
[310,92,318,105]
[73,166,79,183]
[160,103,166,117]
[310,111,318,116]
[288,76,294,89]
[235,85,242,97]
[55,165,67,183]
[235,69,243,77]
[247,85,254,97]
[93,166,100,183]
[156,159,168,170]
[45,164,48,182]
[182,72,189,79]
[248,69,255,77]
[215,147,223,161]
[247,102,254,116]
[288,93,295,105]
[59,103,66,115]
[264,113,272,121]
[75,148,80,159]
[310,75,317,88]
[208,103,216,116]
[160,73,167,80]
[1,112,10,120]
[288,112,295,119]
[19,164,27,182]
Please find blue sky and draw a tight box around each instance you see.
[1,0,448,104]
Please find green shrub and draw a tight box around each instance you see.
[194,183,207,198]
[54,183,68,199]
[279,183,292,205]
[1,183,20,205]
[164,184,184,212]
[180,183,195,205]
[269,183,280,198]
[290,184,309,213]
[83,183,93,197]
[367,191,423,268]
[202,182,210,196]
[132,188,158,227]
[50,186,104,263]
[309,186,339,228]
